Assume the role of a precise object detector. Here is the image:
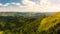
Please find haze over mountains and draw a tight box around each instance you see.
[0,12,56,16]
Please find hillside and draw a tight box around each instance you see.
[0,12,57,34]
[38,12,60,34]
[0,12,47,34]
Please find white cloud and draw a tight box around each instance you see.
[0,0,41,12]
[22,0,36,6]
[12,2,21,6]
[0,3,3,6]
[0,3,10,6]
[3,3,10,6]
[0,3,21,6]
[49,0,60,4]
[20,0,40,12]
[39,0,60,12]
[0,0,60,12]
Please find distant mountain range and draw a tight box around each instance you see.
[0,12,56,16]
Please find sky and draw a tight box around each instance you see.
[0,0,60,12]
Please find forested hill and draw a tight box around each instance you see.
[0,12,57,34]
[38,12,60,34]
[0,12,47,34]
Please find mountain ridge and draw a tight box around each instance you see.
[37,12,60,34]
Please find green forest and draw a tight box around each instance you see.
[0,12,60,34]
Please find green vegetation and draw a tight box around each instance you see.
[38,12,60,34]
[0,12,60,34]
[0,12,46,34]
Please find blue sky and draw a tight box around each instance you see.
[0,0,40,12]
[0,0,40,4]
[0,0,22,4]
[30,0,40,4]
[0,0,60,12]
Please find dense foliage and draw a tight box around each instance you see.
[0,12,46,34]
[0,12,59,34]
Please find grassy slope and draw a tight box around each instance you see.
[38,12,60,34]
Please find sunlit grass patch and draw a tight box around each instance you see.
[0,31,3,34]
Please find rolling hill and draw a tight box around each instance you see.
[0,12,57,34]
[0,12,47,34]
[38,12,60,34]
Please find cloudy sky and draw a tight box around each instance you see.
[0,0,60,12]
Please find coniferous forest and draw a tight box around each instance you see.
[0,12,60,34]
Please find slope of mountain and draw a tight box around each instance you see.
[0,12,56,34]
[0,12,47,34]
[38,12,60,34]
